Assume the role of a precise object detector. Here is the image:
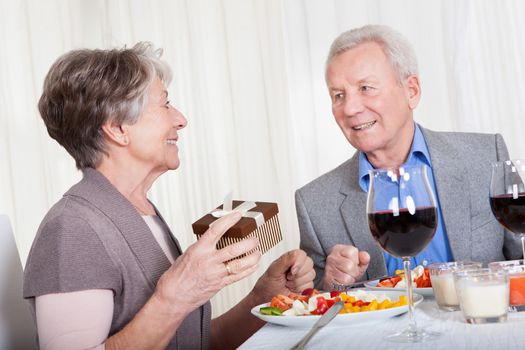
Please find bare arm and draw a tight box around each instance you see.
[210,292,265,350]
[105,293,189,350]
[35,288,184,350]
[209,250,315,349]
[35,290,112,349]
[106,212,261,349]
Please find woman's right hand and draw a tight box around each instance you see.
[154,211,261,314]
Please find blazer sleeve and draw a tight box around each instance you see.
[24,214,122,298]
[295,189,327,288]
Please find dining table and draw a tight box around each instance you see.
[239,294,525,349]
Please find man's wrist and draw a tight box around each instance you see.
[322,276,333,291]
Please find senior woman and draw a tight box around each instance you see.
[23,42,315,350]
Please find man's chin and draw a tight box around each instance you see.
[346,129,379,148]
[348,139,381,155]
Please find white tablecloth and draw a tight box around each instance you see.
[239,298,525,349]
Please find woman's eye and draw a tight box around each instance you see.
[165,100,171,109]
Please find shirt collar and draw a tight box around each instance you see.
[358,123,432,192]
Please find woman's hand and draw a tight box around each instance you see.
[252,249,315,303]
[154,211,262,315]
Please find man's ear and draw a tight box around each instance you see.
[101,122,129,146]
[405,75,421,110]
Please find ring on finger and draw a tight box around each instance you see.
[224,261,233,275]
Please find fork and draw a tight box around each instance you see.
[331,274,392,291]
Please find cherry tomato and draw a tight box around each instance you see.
[302,288,319,297]
[330,290,341,298]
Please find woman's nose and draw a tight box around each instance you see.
[172,108,187,129]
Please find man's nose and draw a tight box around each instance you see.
[343,93,365,116]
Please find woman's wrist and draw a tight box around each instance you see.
[150,289,194,319]
[105,289,191,350]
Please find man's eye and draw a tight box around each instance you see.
[333,93,344,101]
[165,100,171,109]
[361,86,373,92]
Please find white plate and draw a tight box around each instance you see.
[364,280,434,297]
[250,290,423,328]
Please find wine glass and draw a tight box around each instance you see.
[490,159,525,258]
[367,165,439,342]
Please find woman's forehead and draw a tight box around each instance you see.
[148,77,168,99]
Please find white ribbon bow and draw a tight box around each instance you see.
[211,192,264,227]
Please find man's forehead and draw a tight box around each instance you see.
[331,42,386,66]
[327,43,392,83]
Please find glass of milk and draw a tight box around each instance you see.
[429,261,482,311]
[454,268,509,324]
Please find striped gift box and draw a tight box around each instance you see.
[192,201,283,258]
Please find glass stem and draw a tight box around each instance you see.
[520,234,525,259]
[403,258,417,333]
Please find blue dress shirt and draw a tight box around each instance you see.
[358,124,454,274]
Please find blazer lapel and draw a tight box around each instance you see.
[339,154,387,279]
[66,168,172,287]
[422,128,472,261]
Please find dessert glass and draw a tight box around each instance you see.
[454,268,509,324]
[428,261,482,311]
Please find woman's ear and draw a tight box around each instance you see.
[101,123,129,146]
[405,75,421,110]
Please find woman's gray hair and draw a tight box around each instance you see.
[38,42,172,169]
[326,25,418,83]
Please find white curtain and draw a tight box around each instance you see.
[2,0,525,317]
[284,0,525,183]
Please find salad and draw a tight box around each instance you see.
[259,288,407,316]
[376,265,431,288]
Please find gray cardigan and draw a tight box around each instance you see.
[296,127,523,287]
[24,168,211,349]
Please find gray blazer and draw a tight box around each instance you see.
[295,127,523,287]
[24,168,211,349]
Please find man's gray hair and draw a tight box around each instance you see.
[326,25,418,83]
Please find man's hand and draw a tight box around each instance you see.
[323,244,370,290]
[252,249,315,302]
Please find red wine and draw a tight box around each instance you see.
[490,193,525,233]
[368,206,437,258]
